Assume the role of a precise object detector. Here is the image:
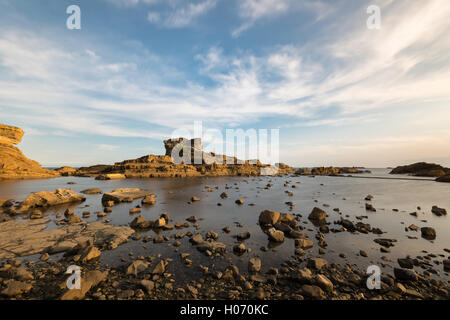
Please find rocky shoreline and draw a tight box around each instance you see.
[0,184,448,300]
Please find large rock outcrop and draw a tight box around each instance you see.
[295,167,370,176]
[390,162,449,177]
[0,219,134,260]
[0,124,59,180]
[72,137,294,178]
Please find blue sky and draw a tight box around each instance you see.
[0,0,449,167]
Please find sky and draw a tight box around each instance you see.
[0,0,449,168]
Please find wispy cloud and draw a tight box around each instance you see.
[232,0,333,37]
[146,0,218,28]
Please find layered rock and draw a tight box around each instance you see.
[0,219,134,260]
[295,167,370,176]
[71,137,294,178]
[390,162,449,177]
[0,123,59,180]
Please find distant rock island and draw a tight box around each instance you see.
[0,124,59,180]
[60,137,295,179]
[390,162,450,182]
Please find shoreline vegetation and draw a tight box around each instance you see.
[0,123,449,300]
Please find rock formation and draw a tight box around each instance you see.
[0,124,59,180]
[295,167,370,176]
[72,137,294,178]
[390,162,449,177]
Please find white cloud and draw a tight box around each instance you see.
[232,0,333,37]
[1,0,450,166]
[147,11,160,23]
[146,0,218,28]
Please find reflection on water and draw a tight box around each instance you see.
[1,169,449,283]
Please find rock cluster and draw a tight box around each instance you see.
[69,137,294,178]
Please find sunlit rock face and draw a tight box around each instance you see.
[0,123,59,180]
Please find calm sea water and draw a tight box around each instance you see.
[1,169,449,283]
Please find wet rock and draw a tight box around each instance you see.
[206,230,219,240]
[186,216,197,223]
[220,192,228,199]
[79,246,101,263]
[394,268,418,282]
[301,285,325,299]
[60,270,108,300]
[129,208,141,214]
[235,199,244,205]
[237,231,251,241]
[130,216,153,229]
[365,203,376,212]
[308,207,327,222]
[267,228,284,242]
[421,227,436,240]
[315,274,333,292]
[191,196,200,202]
[101,188,150,205]
[248,258,261,273]
[29,210,43,220]
[359,250,368,257]
[126,260,149,276]
[141,194,156,205]
[307,258,328,270]
[154,217,166,228]
[259,210,280,226]
[190,233,204,245]
[234,243,246,255]
[18,188,85,211]
[0,219,134,259]
[152,260,167,274]
[222,226,231,233]
[295,239,313,250]
[374,238,397,248]
[139,280,154,294]
[431,206,447,216]
[365,195,373,201]
[81,188,102,195]
[397,258,414,269]
[197,241,227,255]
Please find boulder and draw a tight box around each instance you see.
[60,270,108,300]
[248,258,261,273]
[394,268,418,282]
[18,188,85,211]
[101,188,151,205]
[126,260,149,276]
[308,207,327,222]
[307,258,328,270]
[141,194,156,205]
[431,206,447,216]
[421,227,436,240]
[258,210,280,226]
[130,216,153,229]
[267,228,284,242]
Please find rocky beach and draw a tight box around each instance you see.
[0,124,449,301]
